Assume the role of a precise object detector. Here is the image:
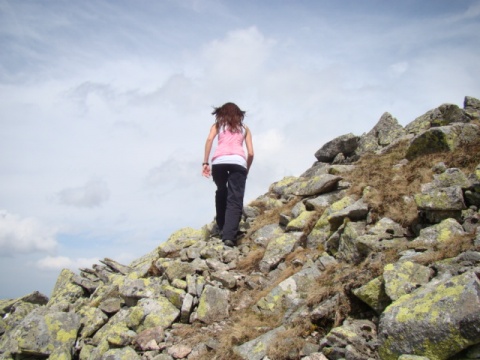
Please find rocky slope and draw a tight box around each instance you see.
[1,96,480,360]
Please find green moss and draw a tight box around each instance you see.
[438,227,453,242]
[253,341,266,354]
[196,295,209,318]
[127,306,145,328]
[45,316,77,343]
[394,281,464,324]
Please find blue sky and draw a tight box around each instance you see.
[1,0,480,299]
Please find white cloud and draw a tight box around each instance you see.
[202,26,276,88]
[255,128,285,158]
[389,61,409,77]
[0,210,58,255]
[55,179,110,208]
[36,255,99,271]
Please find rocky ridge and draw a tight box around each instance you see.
[1,96,480,360]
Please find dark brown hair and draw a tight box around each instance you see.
[212,102,246,133]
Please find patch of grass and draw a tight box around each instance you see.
[266,324,312,360]
[307,250,400,327]
[205,308,283,360]
[251,265,299,305]
[409,234,476,265]
[244,198,299,240]
[345,137,480,228]
[236,247,265,273]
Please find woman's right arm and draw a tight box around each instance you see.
[202,124,218,178]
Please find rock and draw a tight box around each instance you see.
[157,227,208,257]
[411,218,466,246]
[160,284,186,309]
[77,305,108,339]
[196,285,229,324]
[259,232,303,273]
[100,346,141,359]
[167,343,192,358]
[315,133,360,163]
[47,268,86,309]
[255,264,321,316]
[1,307,80,357]
[270,176,299,196]
[464,96,480,120]
[251,224,285,247]
[291,174,343,196]
[319,319,378,360]
[335,221,367,264]
[100,258,132,275]
[134,326,165,351]
[414,186,466,211]
[382,261,433,301]
[405,103,470,135]
[366,217,407,238]
[286,210,317,232]
[134,297,180,332]
[211,270,237,289]
[233,326,286,360]
[98,296,124,315]
[305,190,346,211]
[327,198,369,230]
[406,123,480,160]
[378,271,480,360]
[119,277,162,306]
[353,276,391,315]
[356,112,405,155]
[180,293,194,323]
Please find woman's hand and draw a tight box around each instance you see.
[202,164,211,178]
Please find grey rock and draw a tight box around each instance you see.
[234,326,286,360]
[315,133,360,163]
[196,285,229,324]
[378,271,480,360]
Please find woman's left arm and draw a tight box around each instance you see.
[244,126,254,173]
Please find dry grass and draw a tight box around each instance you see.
[307,250,400,327]
[201,309,283,360]
[266,323,314,360]
[251,265,299,305]
[345,137,480,228]
[408,234,477,265]
[236,247,265,273]
[244,197,300,239]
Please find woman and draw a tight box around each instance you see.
[202,102,254,247]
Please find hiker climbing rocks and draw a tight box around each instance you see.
[202,102,254,247]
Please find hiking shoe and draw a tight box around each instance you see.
[224,240,235,247]
[210,224,222,238]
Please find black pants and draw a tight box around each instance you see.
[212,164,247,242]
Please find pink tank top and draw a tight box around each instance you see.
[212,126,246,162]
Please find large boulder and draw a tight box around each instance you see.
[405,103,470,135]
[196,285,229,324]
[259,232,303,273]
[378,271,480,360]
[406,123,480,160]
[315,133,359,163]
[234,326,286,360]
[464,96,480,120]
[1,307,80,358]
[356,112,406,155]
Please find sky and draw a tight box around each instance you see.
[1,0,480,299]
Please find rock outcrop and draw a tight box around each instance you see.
[1,96,480,360]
